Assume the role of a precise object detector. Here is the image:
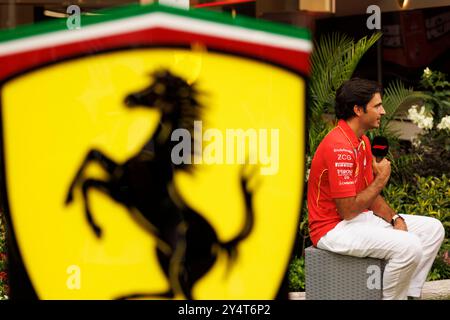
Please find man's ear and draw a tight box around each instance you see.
[353,105,363,117]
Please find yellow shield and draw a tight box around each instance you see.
[1,46,305,299]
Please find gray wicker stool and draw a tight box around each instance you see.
[305,246,386,300]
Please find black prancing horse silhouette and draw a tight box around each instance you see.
[65,69,257,299]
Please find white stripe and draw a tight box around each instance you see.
[0,12,312,57]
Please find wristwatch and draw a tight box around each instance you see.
[391,214,404,226]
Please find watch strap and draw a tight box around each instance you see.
[391,214,403,226]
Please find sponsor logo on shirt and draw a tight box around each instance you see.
[339,181,355,185]
[333,148,353,154]
[337,153,353,161]
[335,162,354,168]
[337,169,353,176]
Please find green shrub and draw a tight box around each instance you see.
[427,239,450,281]
[396,68,450,184]
[418,68,450,125]
[288,256,305,292]
[384,174,450,280]
[384,175,450,237]
[409,130,450,179]
[0,217,7,299]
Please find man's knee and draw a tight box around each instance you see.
[416,216,445,239]
[430,218,445,243]
[398,236,423,267]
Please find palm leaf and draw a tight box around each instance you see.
[380,81,441,133]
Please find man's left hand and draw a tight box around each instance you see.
[394,218,408,232]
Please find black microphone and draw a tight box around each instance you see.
[371,136,389,163]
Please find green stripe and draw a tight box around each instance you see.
[0,3,310,45]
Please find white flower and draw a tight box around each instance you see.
[423,67,432,78]
[437,115,450,131]
[412,138,421,148]
[305,169,311,182]
[418,116,433,130]
[407,105,433,130]
[407,105,419,119]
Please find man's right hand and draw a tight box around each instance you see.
[336,159,391,221]
[372,158,391,179]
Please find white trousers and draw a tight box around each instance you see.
[317,211,445,300]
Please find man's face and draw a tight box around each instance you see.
[360,92,385,129]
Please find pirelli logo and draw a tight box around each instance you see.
[335,162,354,168]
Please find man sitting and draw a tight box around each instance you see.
[307,78,445,300]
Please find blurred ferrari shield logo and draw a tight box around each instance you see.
[0,4,310,299]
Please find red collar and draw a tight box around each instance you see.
[337,119,361,149]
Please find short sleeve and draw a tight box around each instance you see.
[324,144,357,198]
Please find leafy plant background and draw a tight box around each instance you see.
[0,216,8,299]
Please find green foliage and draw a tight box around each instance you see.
[0,217,8,300]
[310,32,382,116]
[377,80,414,133]
[401,69,450,180]
[427,239,450,281]
[384,175,450,281]
[389,152,421,185]
[409,130,450,179]
[419,68,450,123]
[288,256,305,292]
[384,175,450,234]
[0,221,5,254]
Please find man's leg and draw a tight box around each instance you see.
[400,214,445,298]
[317,211,423,300]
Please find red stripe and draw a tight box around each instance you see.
[0,28,310,80]
[373,145,387,150]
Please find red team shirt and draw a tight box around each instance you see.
[307,119,374,246]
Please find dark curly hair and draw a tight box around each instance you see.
[335,78,382,120]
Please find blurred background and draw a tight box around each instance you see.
[1,0,449,86]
